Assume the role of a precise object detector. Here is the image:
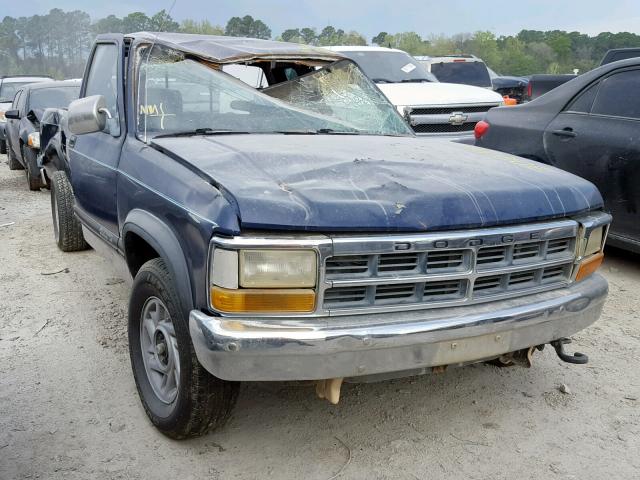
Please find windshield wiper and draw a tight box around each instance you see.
[371,78,394,83]
[270,128,361,135]
[400,78,432,83]
[152,128,249,139]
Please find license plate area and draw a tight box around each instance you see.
[431,331,513,365]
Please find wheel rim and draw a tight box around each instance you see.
[51,190,60,242]
[139,297,180,405]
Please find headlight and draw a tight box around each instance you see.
[582,226,604,257]
[0,111,6,123]
[239,250,316,288]
[27,132,40,149]
[210,248,317,313]
[575,225,607,281]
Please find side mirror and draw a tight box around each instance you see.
[68,95,109,135]
[4,109,20,120]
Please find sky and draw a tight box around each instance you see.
[3,0,640,39]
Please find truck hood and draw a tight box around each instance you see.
[377,82,504,107]
[151,135,602,232]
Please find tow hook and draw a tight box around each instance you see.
[550,338,589,364]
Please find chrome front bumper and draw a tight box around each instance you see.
[189,274,607,381]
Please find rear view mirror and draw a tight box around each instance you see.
[68,95,108,135]
[4,109,20,120]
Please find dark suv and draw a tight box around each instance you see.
[0,76,53,154]
[57,33,610,439]
[4,80,80,189]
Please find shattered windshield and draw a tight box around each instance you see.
[135,45,411,141]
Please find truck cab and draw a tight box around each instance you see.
[59,33,610,439]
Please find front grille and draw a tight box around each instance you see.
[474,264,573,297]
[325,250,470,279]
[322,222,577,312]
[408,103,501,135]
[323,280,468,309]
[410,105,494,115]
[411,123,476,134]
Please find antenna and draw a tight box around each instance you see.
[157,0,178,33]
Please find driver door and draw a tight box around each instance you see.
[6,89,24,159]
[68,36,126,247]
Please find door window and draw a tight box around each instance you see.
[85,43,121,135]
[591,70,640,120]
[12,90,22,110]
[566,82,599,114]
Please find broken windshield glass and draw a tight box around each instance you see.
[262,60,411,135]
[135,45,412,141]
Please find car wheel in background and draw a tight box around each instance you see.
[7,143,23,170]
[50,171,89,252]
[0,139,6,154]
[23,146,43,191]
[129,258,239,439]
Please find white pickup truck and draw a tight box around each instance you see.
[327,46,504,137]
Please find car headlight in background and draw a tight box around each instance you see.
[0,111,6,123]
[27,132,40,149]
[210,248,317,313]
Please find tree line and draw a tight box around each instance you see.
[1,8,639,78]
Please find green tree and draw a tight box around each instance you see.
[93,15,124,34]
[465,31,499,67]
[180,19,223,35]
[122,12,151,33]
[372,32,388,46]
[149,9,179,31]
[300,27,317,44]
[281,28,301,42]
[342,31,367,46]
[225,15,271,39]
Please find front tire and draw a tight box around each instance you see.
[129,258,239,439]
[50,171,89,252]
[23,146,43,191]
[7,143,23,170]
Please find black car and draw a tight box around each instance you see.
[475,58,640,252]
[0,75,53,154]
[5,80,80,190]
[600,48,640,66]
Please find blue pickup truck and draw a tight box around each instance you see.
[57,32,611,439]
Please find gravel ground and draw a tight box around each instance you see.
[1,155,639,480]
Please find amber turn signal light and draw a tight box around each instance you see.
[211,287,316,313]
[575,252,604,282]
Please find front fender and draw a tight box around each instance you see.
[121,209,195,315]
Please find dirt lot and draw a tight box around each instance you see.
[0,155,639,480]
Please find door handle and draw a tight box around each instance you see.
[68,135,76,148]
[552,128,576,138]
